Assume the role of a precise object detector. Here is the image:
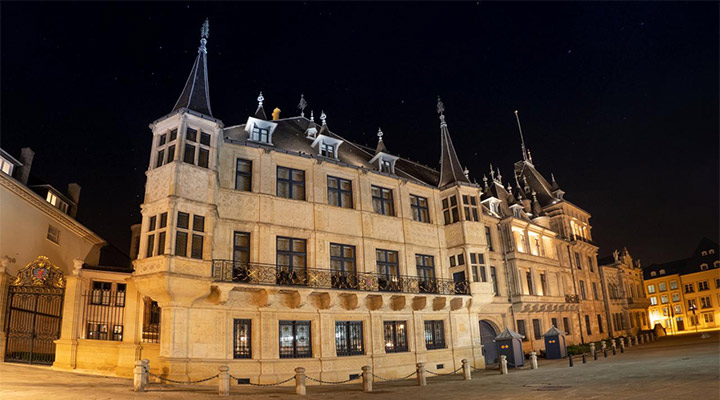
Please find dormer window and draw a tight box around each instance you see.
[380,159,392,173]
[701,250,708,256]
[320,142,335,158]
[245,117,277,145]
[311,135,343,159]
[650,271,657,277]
[370,153,398,175]
[659,269,665,275]
[46,191,69,214]
[709,249,715,255]
[251,125,270,143]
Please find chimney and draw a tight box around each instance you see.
[67,183,81,218]
[272,107,281,120]
[16,147,35,185]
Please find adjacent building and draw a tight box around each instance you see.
[598,248,650,338]
[644,238,719,333]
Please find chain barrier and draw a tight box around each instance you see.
[306,374,362,384]
[371,370,417,382]
[148,372,218,385]
[425,366,463,376]
[229,374,295,387]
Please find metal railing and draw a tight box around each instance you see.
[82,290,126,341]
[211,260,470,295]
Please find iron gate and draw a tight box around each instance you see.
[4,256,65,365]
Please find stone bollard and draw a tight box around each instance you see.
[620,345,624,354]
[142,359,150,386]
[499,355,508,375]
[582,353,587,363]
[612,346,617,356]
[462,359,471,380]
[416,363,427,386]
[589,342,596,356]
[362,365,372,392]
[600,340,607,350]
[568,354,574,367]
[626,337,632,347]
[295,367,306,396]
[610,339,616,350]
[133,360,146,392]
[218,366,230,397]
[530,351,538,369]
[634,335,639,345]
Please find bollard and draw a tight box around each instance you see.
[362,365,372,392]
[142,359,150,386]
[462,359,471,380]
[295,367,306,396]
[594,350,598,361]
[582,353,587,364]
[218,366,230,397]
[499,355,508,375]
[620,345,624,354]
[610,339,616,350]
[603,349,608,358]
[600,340,607,350]
[589,342,596,356]
[612,346,617,356]
[530,351,538,369]
[568,354,574,367]
[625,337,631,347]
[417,363,427,386]
[634,335,639,346]
[133,360,146,392]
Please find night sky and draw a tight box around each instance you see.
[1,2,718,266]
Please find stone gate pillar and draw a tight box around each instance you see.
[53,259,85,370]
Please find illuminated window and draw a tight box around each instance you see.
[384,321,408,353]
[647,284,656,294]
[672,293,681,302]
[279,320,311,358]
[660,295,669,304]
[669,280,678,290]
[371,185,394,216]
[410,194,430,223]
[442,195,460,224]
[659,282,667,292]
[233,319,251,359]
[424,320,446,350]
[650,297,657,305]
[703,313,714,323]
[674,305,682,314]
[335,321,364,356]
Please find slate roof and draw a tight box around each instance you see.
[495,328,524,340]
[643,258,688,280]
[644,238,719,279]
[438,114,470,188]
[542,326,565,337]
[172,42,212,117]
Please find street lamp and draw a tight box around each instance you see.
[688,303,698,333]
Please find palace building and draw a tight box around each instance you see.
[2,20,624,381]
[598,248,651,338]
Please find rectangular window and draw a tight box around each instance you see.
[167,145,175,163]
[424,320,446,350]
[485,227,494,251]
[670,280,678,290]
[376,249,400,292]
[330,243,356,289]
[146,234,155,258]
[193,215,205,232]
[597,314,604,333]
[526,271,534,295]
[115,283,126,307]
[650,296,658,305]
[579,280,587,300]
[371,185,394,216]
[233,319,252,359]
[540,273,548,296]
[175,231,188,257]
[442,195,459,224]
[700,296,712,309]
[684,284,695,293]
[416,254,436,294]
[660,295,669,304]
[410,194,430,223]
[183,143,196,164]
[490,266,499,295]
[648,284,656,294]
[457,253,465,265]
[235,159,252,191]
[335,321,364,356]
[277,167,306,200]
[703,313,714,323]
[320,142,335,158]
[91,281,112,305]
[698,281,709,291]
[479,266,487,282]
[551,317,558,329]
[462,195,479,222]
[177,211,189,229]
[563,317,571,334]
[47,225,60,244]
[585,315,592,335]
[384,321,408,352]
[279,321,312,358]
[186,128,197,142]
[156,149,165,168]
[327,176,353,208]
[191,234,204,259]
[156,232,166,256]
[232,232,251,282]
[659,282,667,292]
[532,319,542,340]
[200,132,211,146]
[517,320,528,341]
[251,126,270,143]
[575,252,582,269]
[276,237,307,285]
[674,305,682,314]
[587,256,594,272]
[592,282,599,300]
[672,292,681,302]
[198,148,209,168]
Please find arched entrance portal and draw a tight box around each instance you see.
[479,320,499,364]
[4,256,65,365]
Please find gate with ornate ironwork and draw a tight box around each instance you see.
[4,256,65,365]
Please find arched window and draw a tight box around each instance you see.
[659,269,665,275]
[700,263,708,271]
[650,271,657,277]
[701,251,707,256]
[709,249,715,255]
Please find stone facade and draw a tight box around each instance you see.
[598,248,650,338]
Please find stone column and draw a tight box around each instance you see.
[117,278,143,377]
[53,260,85,370]
[0,258,13,359]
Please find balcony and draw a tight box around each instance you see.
[565,294,580,303]
[211,260,470,296]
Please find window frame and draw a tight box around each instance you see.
[371,185,394,216]
[424,320,446,350]
[327,176,353,209]
[235,159,252,191]
[335,321,364,357]
[410,194,430,223]
[383,321,408,353]
[278,320,312,359]
[277,166,306,201]
[233,319,252,359]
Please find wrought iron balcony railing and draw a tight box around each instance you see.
[565,294,580,303]
[211,260,470,296]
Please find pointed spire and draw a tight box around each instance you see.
[489,164,495,181]
[551,173,560,190]
[172,18,213,117]
[375,128,388,154]
[514,110,529,163]
[254,92,267,119]
[497,168,503,184]
[298,94,308,117]
[437,97,470,187]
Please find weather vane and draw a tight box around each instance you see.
[201,18,210,39]
[436,96,445,115]
[298,94,308,117]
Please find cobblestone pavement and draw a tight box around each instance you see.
[1,332,718,399]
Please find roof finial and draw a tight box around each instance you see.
[483,175,489,189]
[257,91,264,107]
[527,149,533,164]
[463,166,470,179]
[298,94,307,118]
[377,127,384,140]
[497,168,503,184]
[199,18,209,53]
[437,96,447,125]
[320,110,327,126]
[489,164,495,180]
[514,110,529,163]
[310,110,315,122]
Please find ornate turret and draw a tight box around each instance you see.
[437,97,470,187]
[172,19,213,117]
